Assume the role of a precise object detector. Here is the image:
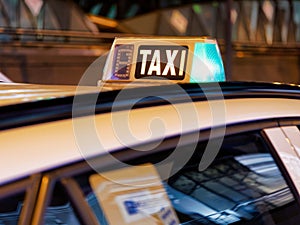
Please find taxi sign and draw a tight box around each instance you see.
[101,37,225,84]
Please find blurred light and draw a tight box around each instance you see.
[190,42,225,82]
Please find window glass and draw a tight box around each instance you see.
[165,132,300,224]
[44,204,80,225]
[43,182,81,225]
[0,193,25,225]
[74,171,109,225]
[73,131,300,225]
[0,176,41,225]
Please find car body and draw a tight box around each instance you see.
[2,81,300,225]
[2,36,300,225]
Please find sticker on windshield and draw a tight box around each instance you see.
[135,45,188,80]
[89,164,179,225]
[115,190,170,223]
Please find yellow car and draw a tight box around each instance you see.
[1,37,300,225]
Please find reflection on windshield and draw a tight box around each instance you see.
[0,203,22,224]
[166,153,293,225]
[83,132,300,225]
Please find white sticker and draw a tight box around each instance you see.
[89,164,180,225]
[115,190,169,223]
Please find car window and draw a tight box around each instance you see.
[43,130,300,225]
[0,193,24,224]
[43,182,82,225]
[163,132,300,224]
[0,176,40,225]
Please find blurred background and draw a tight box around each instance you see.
[0,0,299,85]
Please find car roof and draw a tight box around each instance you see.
[1,81,300,105]
[1,81,300,185]
[0,83,102,107]
[1,81,300,130]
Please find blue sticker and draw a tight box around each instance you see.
[124,200,139,215]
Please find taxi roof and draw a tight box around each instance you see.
[1,81,300,125]
[0,83,102,107]
[1,81,300,109]
[1,81,300,184]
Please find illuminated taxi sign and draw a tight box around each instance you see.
[135,45,187,80]
[102,37,225,83]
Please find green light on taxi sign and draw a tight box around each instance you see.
[190,42,225,83]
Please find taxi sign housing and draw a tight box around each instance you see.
[101,37,225,84]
